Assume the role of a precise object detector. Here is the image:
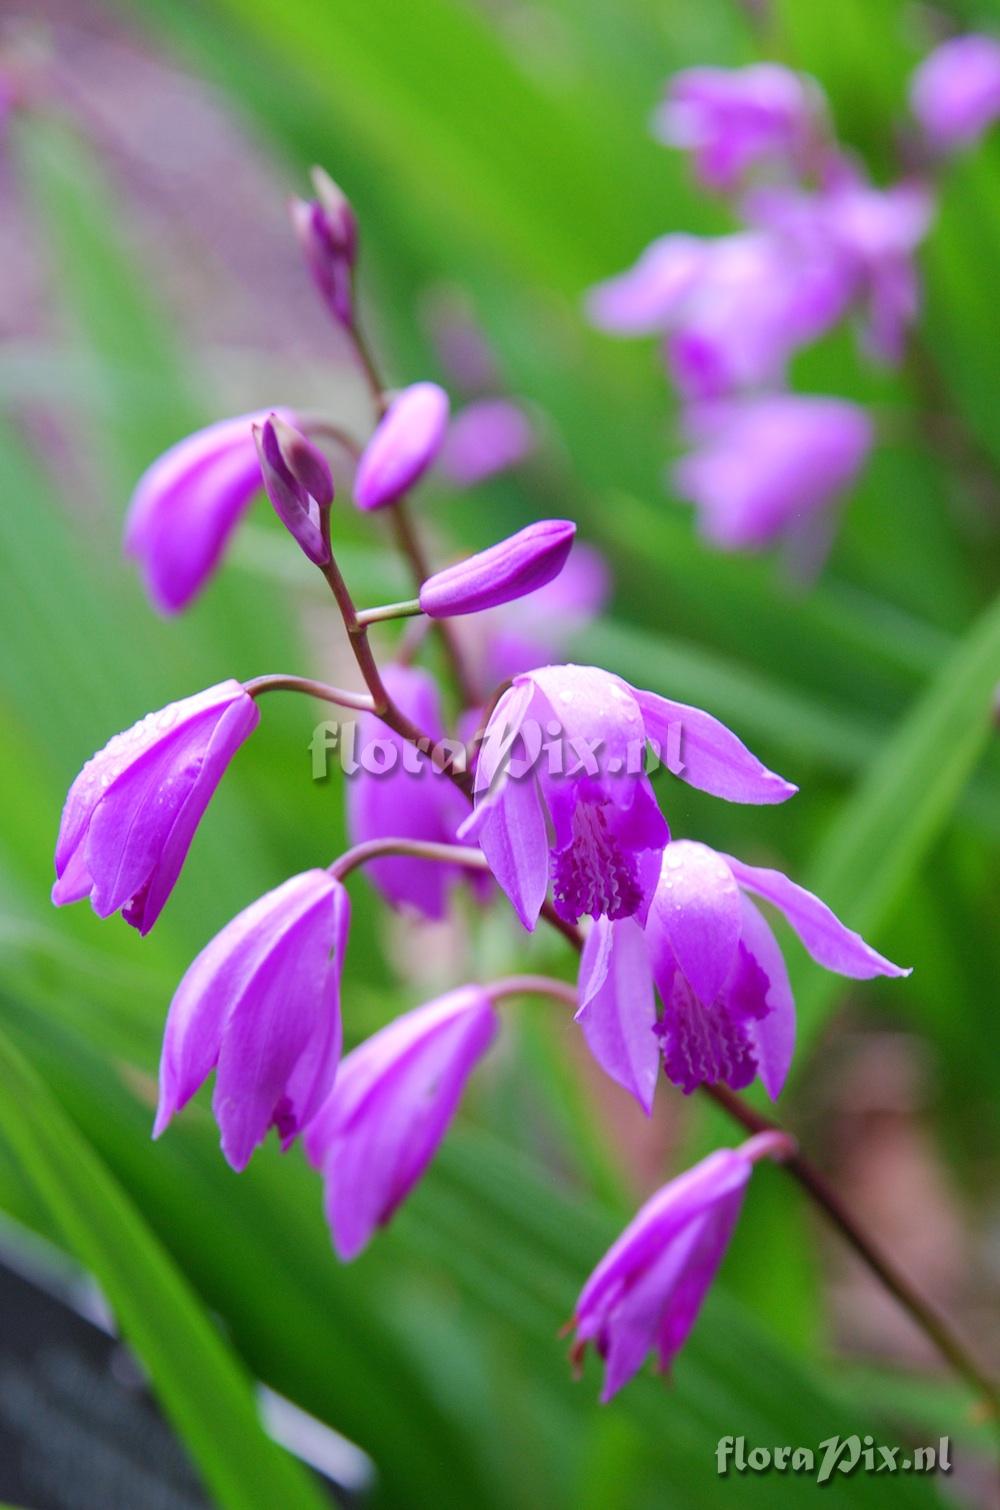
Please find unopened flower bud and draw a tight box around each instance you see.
[292,166,359,326]
[253,414,334,566]
[354,382,450,511]
[419,519,576,619]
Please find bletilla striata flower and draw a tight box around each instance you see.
[460,665,795,931]
[746,175,933,365]
[305,987,498,1259]
[125,409,295,613]
[291,166,359,326]
[353,383,450,511]
[253,413,334,566]
[419,520,576,618]
[438,398,536,487]
[673,395,873,551]
[155,869,349,1171]
[910,34,1000,154]
[346,664,479,920]
[589,231,849,400]
[653,63,827,193]
[52,681,259,936]
[568,1147,754,1400]
[576,839,907,1112]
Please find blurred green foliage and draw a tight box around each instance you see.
[1,0,999,1503]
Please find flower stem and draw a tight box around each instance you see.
[355,597,423,627]
[705,1083,1000,1415]
[330,836,485,882]
[486,975,578,1009]
[243,674,374,712]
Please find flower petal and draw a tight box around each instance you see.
[724,855,909,979]
[649,841,742,1005]
[636,688,797,803]
[576,916,658,1113]
[736,894,795,1100]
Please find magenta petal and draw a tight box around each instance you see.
[475,772,549,932]
[438,398,535,486]
[636,688,796,804]
[576,917,658,1114]
[420,520,576,619]
[649,842,742,1005]
[724,855,909,979]
[155,870,348,1170]
[124,411,292,613]
[304,987,498,1260]
[910,34,1000,152]
[736,895,795,1100]
[354,383,450,511]
[572,1149,751,1399]
[586,235,708,334]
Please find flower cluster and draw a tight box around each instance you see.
[51,156,909,1401]
[588,37,1000,561]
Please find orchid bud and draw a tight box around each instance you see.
[291,166,359,326]
[419,519,576,619]
[354,382,450,511]
[253,414,333,566]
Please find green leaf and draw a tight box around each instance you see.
[0,1026,327,1510]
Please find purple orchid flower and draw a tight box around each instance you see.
[589,231,849,400]
[155,868,349,1171]
[124,409,295,614]
[253,413,334,566]
[291,167,359,327]
[673,395,873,551]
[346,664,479,920]
[52,680,259,936]
[653,64,827,193]
[354,383,450,511]
[459,666,796,931]
[746,175,933,366]
[419,520,576,618]
[910,34,1000,154]
[304,986,498,1259]
[568,1146,755,1400]
[437,398,536,487]
[577,839,908,1112]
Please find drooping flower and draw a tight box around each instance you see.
[124,409,294,614]
[746,175,933,365]
[910,34,1000,154]
[438,398,536,487]
[290,166,359,326]
[568,1146,754,1400]
[672,395,873,551]
[346,664,479,920]
[253,413,334,566]
[52,681,259,936]
[576,839,908,1112]
[354,383,450,511]
[653,64,827,193]
[154,868,349,1171]
[460,666,795,932]
[589,232,849,399]
[419,520,576,618]
[304,987,498,1259]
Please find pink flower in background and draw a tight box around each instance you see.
[461,666,795,931]
[291,166,359,326]
[747,176,934,365]
[910,34,1000,153]
[354,383,450,510]
[653,64,827,192]
[438,397,536,487]
[673,395,873,551]
[52,681,259,935]
[305,987,498,1259]
[568,1147,753,1399]
[576,839,907,1111]
[346,664,480,920]
[125,410,294,613]
[155,869,349,1170]
[589,232,849,398]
